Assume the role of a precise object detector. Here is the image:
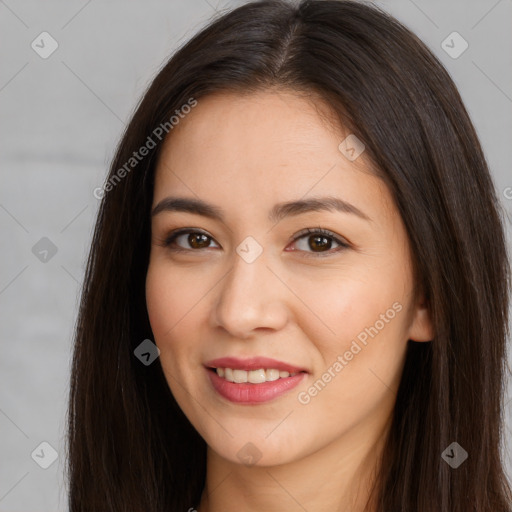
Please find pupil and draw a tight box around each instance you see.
[311,235,330,251]
[190,233,209,248]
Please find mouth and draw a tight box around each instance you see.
[204,356,309,404]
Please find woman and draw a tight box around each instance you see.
[66,1,512,510]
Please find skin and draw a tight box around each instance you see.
[145,89,433,512]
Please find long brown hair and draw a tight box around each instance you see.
[66,1,512,510]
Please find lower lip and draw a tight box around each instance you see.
[206,368,307,404]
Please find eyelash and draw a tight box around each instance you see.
[160,227,350,258]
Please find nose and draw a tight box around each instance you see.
[211,248,289,339]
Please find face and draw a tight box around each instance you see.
[145,89,432,467]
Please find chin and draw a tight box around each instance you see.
[204,429,309,468]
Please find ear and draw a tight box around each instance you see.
[407,292,434,342]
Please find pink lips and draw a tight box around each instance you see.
[204,356,308,404]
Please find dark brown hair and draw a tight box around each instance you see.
[66,1,512,510]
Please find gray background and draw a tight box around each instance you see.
[1,0,511,510]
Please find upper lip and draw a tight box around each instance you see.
[204,356,309,373]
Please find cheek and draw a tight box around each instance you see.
[145,262,204,401]
[145,263,199,382]
[145,261,204,338]
[295,285,408,443]
[303,269,410,412]
[288,263,408,355]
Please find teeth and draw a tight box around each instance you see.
[248,369,266,384]
[266,369,280,381]
[233,369,248,383]
[215,368,299,383]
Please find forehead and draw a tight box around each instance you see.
[156,89,346,172]
[152,90,391,222]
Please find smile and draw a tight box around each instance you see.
[203,356,309,404]
[206,367,307,404]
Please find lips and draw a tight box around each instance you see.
[204,356,309,404]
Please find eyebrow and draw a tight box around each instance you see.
[151,195,371,223]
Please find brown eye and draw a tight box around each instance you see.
[186,232,211,249]
[308,234,333,252]
[288,228,350,257]
[163,229,219,251]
